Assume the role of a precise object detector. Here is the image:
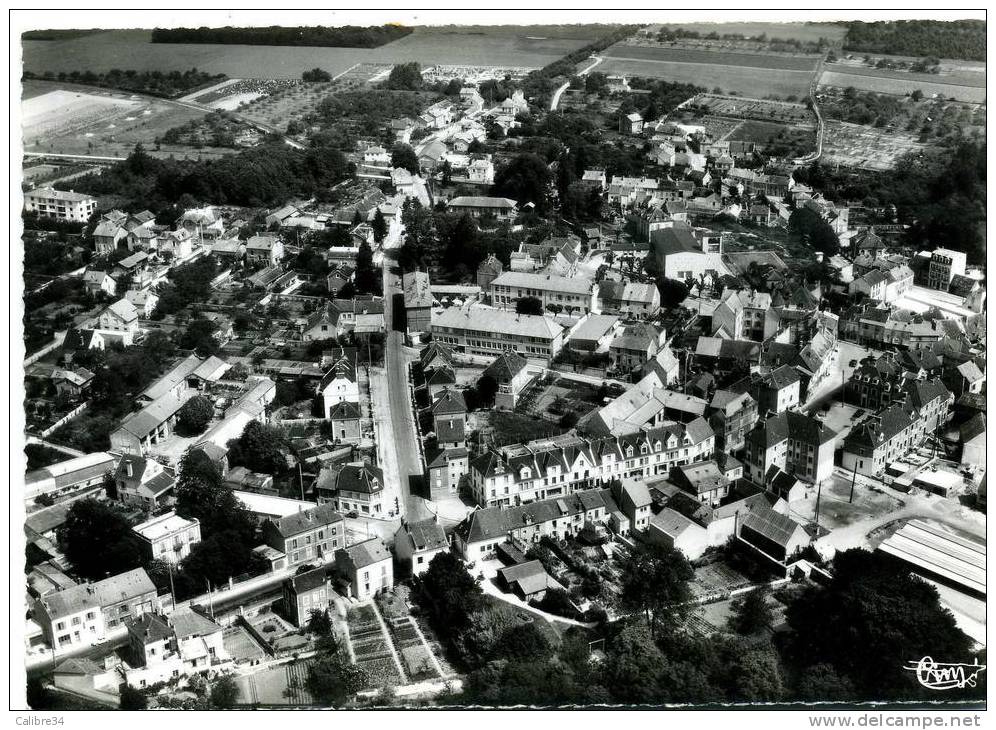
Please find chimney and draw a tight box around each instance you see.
[125,461,133,478]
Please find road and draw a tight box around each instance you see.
[550,55,604,111]
[381,259,434,523]
[802,340,881,415]
[794,51,827,164]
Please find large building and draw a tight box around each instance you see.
[926,248,968,291]
[132,511,201,566]
[469,421,714,509]
[24,187,96,223]
[432,305,565,362]
[260,503,345,568]
[489,271,593,315]
[745,411,836,487]
[842,380,953,477]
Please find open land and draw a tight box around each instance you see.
[599,44,817,98]
[23,26,608,79]
[646,21,848,45]
[819,67,986,103]
[821,120,929,171]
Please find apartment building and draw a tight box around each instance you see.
[132,511,201,566]
[469,420,715,509]
[432,306,565,361]
[260,503,345,568]
[712,288,772,341]
[745,411,836,487]
[24,187,96,223]
[926,248,968,291]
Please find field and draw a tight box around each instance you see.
[821,120,927,171]
[600,44,817,99]
[820,66,986,104]
[23,26,608,79]
[687,93,814,123]
[21,79,229,159]
[726,119,816,157]
[647,22,848,45]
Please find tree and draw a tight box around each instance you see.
[178,317,220,357]
[515,296,544,316]
[794,662,856,702]
[307,609,333,636]
[210,675,241,708]
[657,277,689,308]
[307,642,368,707]
[26,678,53,709]
[141,328,176,363]
[414,551,485,632]
[473,374,498,409]
[354,240,379,294]
[618,542,694,640]
[176,395,214,435]
[439,158,453,186]
[390,143,420,175]
[58,499,143,581]
[120,684,148,710]
[371,207,388,244]
[729,586,773,635]
[302,67,332,82]
[788,207,840,256]
[226,420,287,475]
[493,153,551,212]
[175,450,255,538]
[386,62,422,91]
[784,549,979,701]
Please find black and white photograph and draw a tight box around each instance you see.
[9,7,989,718]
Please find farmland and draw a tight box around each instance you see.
[819,64,986,104]
[821,120,927,171]
[23,26,609,79]
[21,79,226,160]
[599,44,818,99]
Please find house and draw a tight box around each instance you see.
[316,349,359,417]
[395,518,449,577]
[25,452,116,505]
[430,388,467,448]
[497,560,562,601]
[647,508,709,560]
[35,568,157,651]
[325,266,354,296]
[97,299,140,336]
[124,289,159,318]
[764,465,807,503]
[432,305,565,362]
[609,323,665,374]
[467,157,495,184]
[113,454,177,512]
[125,610,227,686]
[333,539,393,600]
[707,389,758,452]
[426,447,470,501]
[24,187,96,223]
[110,391,193,455]
[712,289,771,341]
[619,112,644,135]
[490,271,593,315]
[482,350,532,411]
[611,481,653,535]
[567,313,620,353]
[926,248,968,290]
[751,365,801,415]
[132,511,201,566]
[316,463,386,517]
[498,89,529,116]
[245,235,284,266]
[301,303,340,341]
[326,401,362,442]
[942,359,985,398]
[260,503,345,568]
[446,196,517,221]
[597,280,661,317]
[50,366,95,398]
[581,169,607,191]
[737,505,810,562]
[282,566,332,628]
[477,254,504,290]
[671,460,731,507]
[83,269,116,297]
[960,413,986,470]
[403,271,433,336]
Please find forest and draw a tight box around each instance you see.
[843,20,985,62]
[150,24,411,48]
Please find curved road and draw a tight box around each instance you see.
[550,55,605,111]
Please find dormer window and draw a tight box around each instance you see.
[654,441,662,452]
[520,467,531,480]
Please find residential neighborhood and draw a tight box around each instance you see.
[17,12,986,715]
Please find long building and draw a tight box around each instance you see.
[469,421,714,508]
[489,271,593,315]
[24,187,96,223]
[431,305,565,362]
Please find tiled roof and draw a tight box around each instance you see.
[404,519,448,552]
[270,503,344,538]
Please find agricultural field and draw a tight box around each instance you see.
[599,44,817,99]
[819,65,986,104]
[21,79,228,160]
[821,120,927,171]
[23,25,608,79]
[686,94,814,122]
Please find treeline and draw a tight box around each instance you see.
[151,24,411,48]
[23,68,225,99]
[655,25,832,52]
[73,142,352,210]
[793,140,985,263]
[843,20,985,62]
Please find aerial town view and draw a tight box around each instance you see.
[14,10,987,715]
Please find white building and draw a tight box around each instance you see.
[24,187,96,223]
[132,511,202,566]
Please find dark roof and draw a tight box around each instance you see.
[431,388,467,416]
[483,351,528,382]
[404,519,448,552]
[741,506,807,548]
[435,417,466,444]
[327,400,361,420]
[336,538,391,570]
[459,487,618,544]
[333,464,384,495]
[270,503,344,538]
[286,565,328,594]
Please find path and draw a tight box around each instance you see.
[25,436,85,458]
[550,55,604,111]
[794,51,827,164]
[478,577,595,629]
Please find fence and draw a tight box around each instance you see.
[24,330,67,367]
[40,400,90,437]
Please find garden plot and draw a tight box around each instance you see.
[821,120,927,171]
[346,604,404,688]
[690,561,754,601]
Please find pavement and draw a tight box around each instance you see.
[802,340,881,414]
[550,55,604,111]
